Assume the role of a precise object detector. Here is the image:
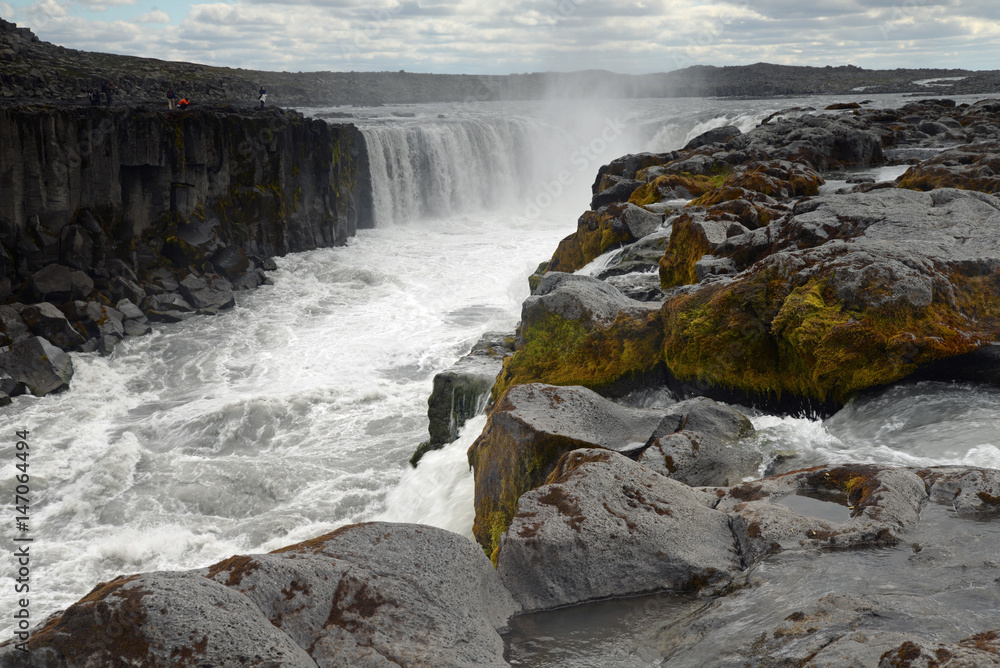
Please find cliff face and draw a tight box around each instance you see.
[0,104,372,299]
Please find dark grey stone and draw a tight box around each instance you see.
[638,397,760,486]
[178,273,235,312]
[497,449,742,612]
[20,302,87,350]
[0,336,73,396]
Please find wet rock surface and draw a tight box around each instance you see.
[413,331,514,466]
[0,523,519,668]
[468,382,671,557]
[637,397,761,486]
[497,449,742,612]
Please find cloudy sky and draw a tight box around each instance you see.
[3,0,998,74]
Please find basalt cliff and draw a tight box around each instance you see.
[0,103,371,399]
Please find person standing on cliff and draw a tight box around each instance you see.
[258,86,267,110]
[167,87,176,110]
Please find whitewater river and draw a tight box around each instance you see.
[1,94,999,654]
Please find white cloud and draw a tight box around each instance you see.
[78,0,138,6]
[15,0,1000,74]
[132,10,171,23]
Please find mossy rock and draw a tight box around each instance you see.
[545,203,659,275]
[659,189,1000,403]
[468,384,667,559]
[493,274,665,401]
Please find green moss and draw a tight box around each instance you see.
[661,269,1000,403]
[492,308,664,400]
[628,172,726,207]
[546,209,633,274]
[658,213,715,289]
[469,392,597,558]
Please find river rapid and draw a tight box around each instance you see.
[1,95,998,656]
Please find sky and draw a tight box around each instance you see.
[3,0,1000,74]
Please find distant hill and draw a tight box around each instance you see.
[4,17,1000,108]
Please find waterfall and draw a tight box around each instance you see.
[361,116,551,224]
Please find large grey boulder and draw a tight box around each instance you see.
[727,113,884,169]
[637,396,761,486]
[0,523,517,667]
[497,448,741,612]
[0,336,73,395]
[661,187,1000,404]
[684,124,741,150]
[208,523,518,668]
[468,382,672,554]
[0,572,317,667]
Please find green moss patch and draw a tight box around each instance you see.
[492,308,665,401]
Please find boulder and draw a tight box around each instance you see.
[0,370,22,397]
[209,523,518,668]
[0,336,73,395]
[660,188,1000,403]
[178,273,235,312]
[898,140,1000,194]
[590,176,644,209]
[637,397,760,486]
[58,224,94,270]
[545,203,663,274]
[0,572,316,667]
[497,449,742,612]
[684,124,741,150]
[727,114,884,170]
[468,382,669,557]
[141,292,197,323]
[494,272,664,398]
[0,305,31,346]
[115,298,148,324]
[211,244,252,280]
[19,302,87,350]
[414,331,512,466]
[27,263,93,302]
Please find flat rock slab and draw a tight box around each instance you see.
[497,448,741,612]
[468,382,672,556]
[717,464,927,566]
